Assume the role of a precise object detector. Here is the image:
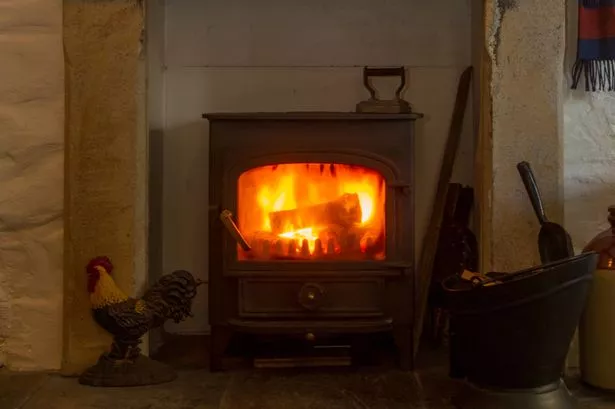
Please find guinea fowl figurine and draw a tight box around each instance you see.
[79,256,203,387]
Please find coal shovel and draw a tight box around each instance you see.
[517,161,574,263]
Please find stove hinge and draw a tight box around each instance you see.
[388,181,411,196]
[384,262,413,276]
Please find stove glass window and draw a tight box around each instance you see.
[236,163,386,261]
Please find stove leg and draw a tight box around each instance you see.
[393,326,413,371]
[210,326,232,372]
[351,335,372,366]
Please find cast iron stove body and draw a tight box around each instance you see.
[205,112,421,371]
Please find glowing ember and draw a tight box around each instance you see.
[278,227,319,253]
[237,163,386,260]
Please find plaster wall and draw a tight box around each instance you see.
[0,0,64,370]
[63,0,147,374]
[485,0,566,272]
[156,0,477,334]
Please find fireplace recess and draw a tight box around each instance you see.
[205,112,422,371]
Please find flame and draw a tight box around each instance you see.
[278,227,319,253]
[237,163,386,260]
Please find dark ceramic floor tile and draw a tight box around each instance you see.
[152,334,209,370]
[412,366,464,404]
[219,368,437,409]
[0,371,49,409]
[577,395,615,409]
[22,371,231,409]
[568,376,615,406]
[580,402,615,409]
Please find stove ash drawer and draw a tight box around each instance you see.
[238,279,386,318]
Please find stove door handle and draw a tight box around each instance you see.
[388,181,411,196]
[219,209,252,252]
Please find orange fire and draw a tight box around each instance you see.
[237,163,386,260]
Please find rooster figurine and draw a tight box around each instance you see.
[79,256,202,387]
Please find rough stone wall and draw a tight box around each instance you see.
[63,0,146,374]
[485,0,566,271]
[0,0,65,370]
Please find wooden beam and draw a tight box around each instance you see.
[413,67,473,359]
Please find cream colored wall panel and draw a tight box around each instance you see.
[165,0,471,68]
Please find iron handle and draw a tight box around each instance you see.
[388,181,411,196]
[219,209,252,252]
[363,66,407,101]
[364,67,406,77]
[298,283,325,311]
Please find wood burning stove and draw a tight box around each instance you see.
[205,112,421,371]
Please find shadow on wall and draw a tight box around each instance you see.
[149,129,164,282]
[160,121,210,335]
[148,128,164,351]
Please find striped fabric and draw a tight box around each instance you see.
[572,0,615,91]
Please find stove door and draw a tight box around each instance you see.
[213,150,412,274]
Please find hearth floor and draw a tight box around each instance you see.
[1,366,614,409]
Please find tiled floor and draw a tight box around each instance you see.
[2,364,615,409]
[570,377,615,409]
[1,336,613,409]
[0,366,452,409]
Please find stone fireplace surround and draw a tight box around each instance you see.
[0,0,567,373]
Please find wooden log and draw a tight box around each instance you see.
[288,240,297,256]
[269,193,362,233]
[274,240,284,256]
[300,239,310,257]
[314,239,324,257]
[327,238,335,255]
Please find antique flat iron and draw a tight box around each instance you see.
[356,66,412,114]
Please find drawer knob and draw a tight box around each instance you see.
[298,283,325,311]
[306,332,316,342]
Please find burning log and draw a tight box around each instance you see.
[269,193,362,234]
[288,240,297,256]
[314,239,324,257]
[274,240,284,256]
[327,238,336,255]
[300,239,310,257]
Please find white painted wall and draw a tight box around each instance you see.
[564,0,615,369]
[156,0,476,333]
[0,0,64,369]
[564,0,615,255]
[565,92,615,250]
